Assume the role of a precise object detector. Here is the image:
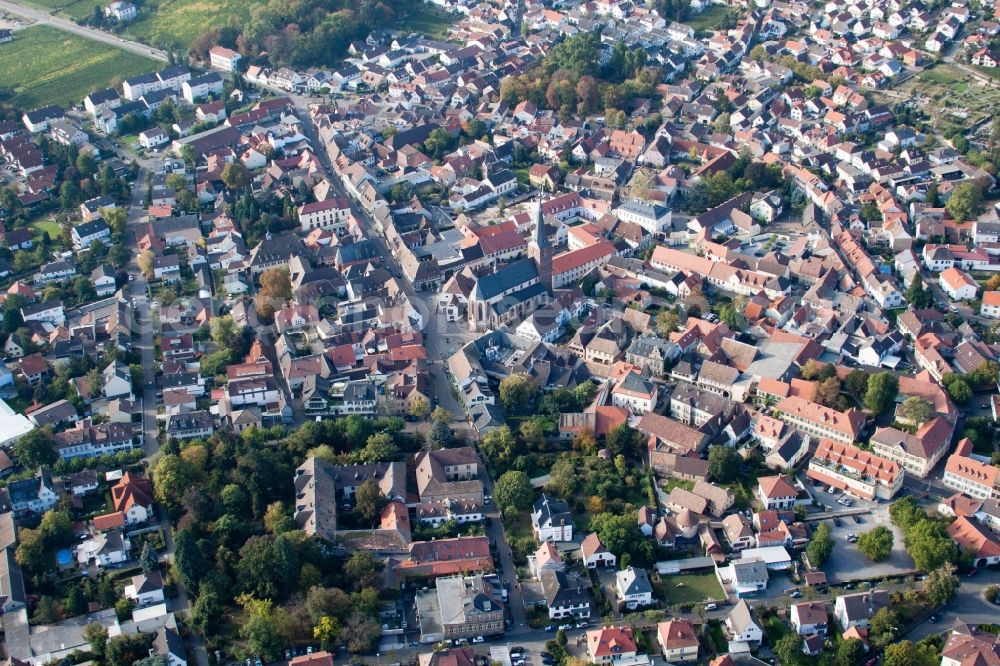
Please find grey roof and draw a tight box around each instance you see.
[474,258,539,301]
[154,626,185,660]
[616,566,652,596]
[533,494,572,530]
[731,558,768,585]
[540,569,590,609]
[132,570,163,594]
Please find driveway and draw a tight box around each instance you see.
[819,504,915,583]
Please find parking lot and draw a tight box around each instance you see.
[805,481,878,514]
[819,503,915,583]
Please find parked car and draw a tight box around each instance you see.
[558,623,573,631]
[789,590,802,598]
[472,637,485,644]
[575,621,588,629]
[929,614,938,623]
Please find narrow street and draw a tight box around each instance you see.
[121,160,209,666]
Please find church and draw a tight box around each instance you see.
[441,202,554,331]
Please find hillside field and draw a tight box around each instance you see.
[0,25,159,108]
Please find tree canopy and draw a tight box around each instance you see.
[856,526,894,562]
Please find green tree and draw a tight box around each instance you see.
[806,522,833,567]
[83,622,109,658]
[882,641,937,666]
[152,454,196,512]
[39,509,74,547]
[353,479,386,525]
[589,512,646,561]
[655,311,678,336]
[945,181,984,221]
[904,275,934,309]
[140,540,158,574]
[263,500,293,535]
[358,432,398,463]
[907,518,958,572]
[834,638,865,666]
[499,374,539,414]
[172,528,209,591]
[106,633,153,666]
[604,423,644,458]
[856,526,894,562]
[480,425,517,465]
[773,634,803,666]
[220,162,250,191]
[924,563,959,607]
[864,371,899,415]
[13,428,57,468]
[238,595,284,661]
[494,470,534,513]
[813,376,843,409]
[707,445,740,483]
[869,607,898,648]
[845,369,870,396]
[344,551,382,591]
[313,615,342,650]
[898,396,934,424]
[947,378,973,404]
[15,528,51,574]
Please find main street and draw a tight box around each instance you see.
[0,0,168,61]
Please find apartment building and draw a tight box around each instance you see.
[774,396,866,446]
[869,417,952,479]
[806,439,903,501]
[943,454,1000,501]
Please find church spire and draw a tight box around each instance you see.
[528,199,552,292]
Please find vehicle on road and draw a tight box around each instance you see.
[929,614,938,623]
[543,625,557,632]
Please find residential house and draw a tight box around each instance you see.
[834,590,890,630]
[616,566,654,610]
[532,494,574,542]
[656,620,700,663]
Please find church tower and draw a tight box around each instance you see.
[528,200,552,292]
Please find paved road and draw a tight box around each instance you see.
[0,0,168,61]
[907,570,1000,641]
[120,158,209,666]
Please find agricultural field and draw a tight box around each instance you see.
[893,63,1000,135]
[0,25,159,108]
[121,0,455,51]
[14,0,94,20]
[122,0,258,50]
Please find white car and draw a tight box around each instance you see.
[472,637,484,644]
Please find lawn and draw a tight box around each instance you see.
[684,5,736,31]
[653,572,725,606]
[396,4,456,41]
[0,25,159,108]
[30,218,62,239]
